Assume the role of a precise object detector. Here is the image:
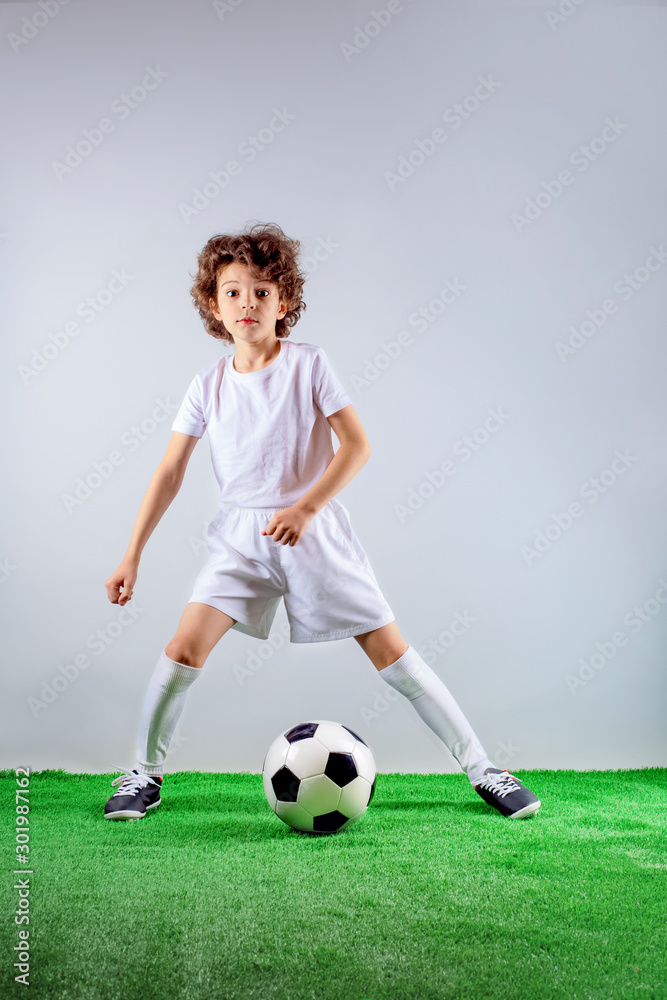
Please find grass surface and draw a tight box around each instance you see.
[1,768,665,1000]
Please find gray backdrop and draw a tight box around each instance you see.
[2,0,665,776]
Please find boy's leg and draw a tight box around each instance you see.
[105,603,239,819]
[355,622,541,817]
[354,622,493,785]
[134,603,238,776]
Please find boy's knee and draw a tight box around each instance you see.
[164,641,204,669]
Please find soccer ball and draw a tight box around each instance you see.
[262,720,376,834]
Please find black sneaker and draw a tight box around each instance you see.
[104,767,162,821]
[474,767,541,819]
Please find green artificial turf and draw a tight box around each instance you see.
[1,768,665,1000]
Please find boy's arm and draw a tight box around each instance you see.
[106,432,200,605]
[123,432,200,563]
[294,405,370,516]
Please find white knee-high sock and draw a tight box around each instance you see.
[134,650,202,777]
[378,644,494,785]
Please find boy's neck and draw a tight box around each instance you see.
[232,336,281,373]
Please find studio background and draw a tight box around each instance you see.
[1,0,665,775]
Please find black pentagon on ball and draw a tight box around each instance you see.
[342,724,368,747]
[271,766,300,802]
[313,810,348,833]
[324,751,357,787]
[285,722,319,743]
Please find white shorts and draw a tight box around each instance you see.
[186,498,395,643]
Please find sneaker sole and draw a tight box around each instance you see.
[104,800,161,821]
[508,799,541,819]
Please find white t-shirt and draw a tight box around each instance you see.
[171,339,353,507]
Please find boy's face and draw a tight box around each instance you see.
[209,261,288,342]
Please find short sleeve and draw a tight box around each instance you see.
[171,373,206,438]
[312,347,352,418]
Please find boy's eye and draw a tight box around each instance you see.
[226,289,270,298]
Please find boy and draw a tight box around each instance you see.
[104,222,541,822]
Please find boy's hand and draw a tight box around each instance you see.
[105,559,138,605]
[262,505,314,546]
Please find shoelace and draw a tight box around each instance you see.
[109,765,155,798]
[478,770,520,799]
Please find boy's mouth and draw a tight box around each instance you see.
[239,318,257,324]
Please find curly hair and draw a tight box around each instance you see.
[189,221,307,344]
